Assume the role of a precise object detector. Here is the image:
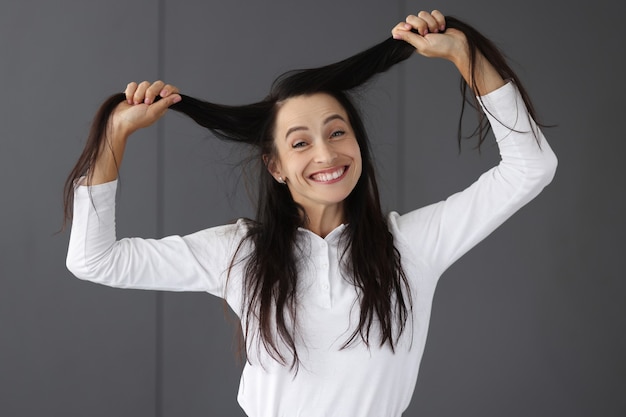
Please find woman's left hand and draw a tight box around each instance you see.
[392,10,505,94]
[391,10,468,64]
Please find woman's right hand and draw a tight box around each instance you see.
[111,80,182,139]
[84,81,180,185]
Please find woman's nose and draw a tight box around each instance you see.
[314,141,338,164]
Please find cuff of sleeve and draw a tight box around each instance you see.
[477,80,516,114]
[74,178,118,206]
[478,81,534,142]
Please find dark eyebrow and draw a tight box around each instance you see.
[324,114,346,125]
[285,125,308,140]
[284,114,346,140]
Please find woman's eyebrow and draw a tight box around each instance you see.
[285,114,346,140]
[323,114,345,125]
[285,125,308,140]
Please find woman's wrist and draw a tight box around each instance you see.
[451,46,505,95]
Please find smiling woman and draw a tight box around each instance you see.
[269,93,363,236]
[63,10,556,417]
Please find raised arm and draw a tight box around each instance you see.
[390,11,557,275]
[63,81,244,296]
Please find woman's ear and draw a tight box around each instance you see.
[263,154,284,184]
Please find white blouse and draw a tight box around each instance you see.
[67,82,557,417]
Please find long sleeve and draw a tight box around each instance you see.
[390,81,558,277]
[66,179,248,298]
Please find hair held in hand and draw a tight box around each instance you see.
[63,16,542,371]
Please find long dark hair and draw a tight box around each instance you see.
[63,16,541,370]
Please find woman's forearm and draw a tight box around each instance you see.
[86,131,129,185]
[451,45,505,96]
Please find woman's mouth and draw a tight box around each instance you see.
[310,166,348,183]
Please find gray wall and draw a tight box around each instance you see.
[1,0,624,416]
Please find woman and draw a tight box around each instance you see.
[64,10,557,417]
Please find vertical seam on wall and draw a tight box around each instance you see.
[397,0,406,212]
[155,0,166,415]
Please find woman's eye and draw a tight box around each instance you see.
[292,141,307,148]
[330,130,345,138]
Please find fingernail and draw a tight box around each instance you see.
[392,33,401,40]
[161,89,168,96]
[403,23,411,30]
[173,95,181,103]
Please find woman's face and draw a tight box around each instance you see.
[269,93,362,214]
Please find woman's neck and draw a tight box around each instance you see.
[301,204,345,238]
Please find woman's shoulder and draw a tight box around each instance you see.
[387,203,441,234]
[188,217,253,240]
[177,218,256,269]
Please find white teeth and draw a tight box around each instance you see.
[312,167,345,182]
